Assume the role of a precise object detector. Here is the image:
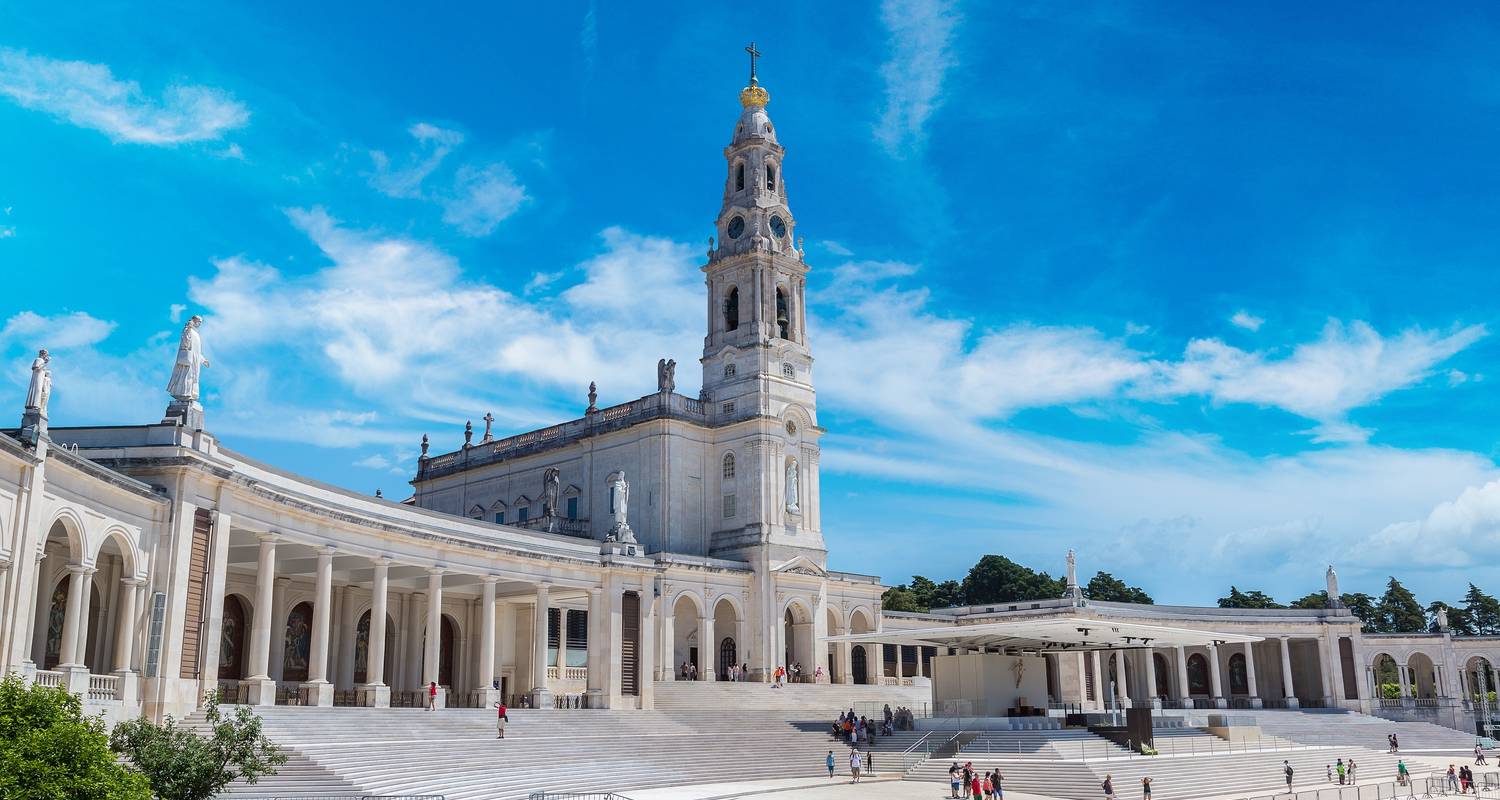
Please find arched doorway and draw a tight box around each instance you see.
[439,615,456,688]
[219,595,247,680]
[782,602,813,676]
[1186,653,1210,696]
[42,577,100,671]
[719,637,737,676]
[282,602,313,683]
[671,594,705,677]
[851,645,869,685]
[1373,653,1399,698]
[1408,653,1437,698]
[712,597,739,680]
[353,609,395,685]
[1153,653,1171,698]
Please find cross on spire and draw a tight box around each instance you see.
[745,42,762,86]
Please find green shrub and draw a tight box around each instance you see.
[0,674,151,800]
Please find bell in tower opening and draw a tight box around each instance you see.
[776,288,790,340]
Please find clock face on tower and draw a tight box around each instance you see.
[727,216,745,239]
[769,214,787,239]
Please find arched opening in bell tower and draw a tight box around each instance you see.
[775,287,790,339]
[724,287,740,332]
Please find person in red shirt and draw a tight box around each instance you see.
[495,701,509,738]
[427,681,438,711]
[970,774,983,800]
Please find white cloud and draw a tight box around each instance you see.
[169,304,187,323]
[1230,309,1264,331]
[353,453,392,470]
[1368,479,1500,568]
[0,227,13,239]
[1,311,116,350]
[821,240,854,257]
[368,123,527,237]
[1151,320,1485,431]
[0,48,248,145]
[875,0,962,157]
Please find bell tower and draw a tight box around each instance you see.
[701,44,824,565]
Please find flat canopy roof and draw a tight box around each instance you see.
[827,617,1261,652]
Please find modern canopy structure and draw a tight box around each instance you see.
[827,615,1263,653]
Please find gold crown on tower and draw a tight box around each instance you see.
[739,41,769,108]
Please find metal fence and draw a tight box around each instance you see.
[1232,775,1500,800]
[527,794,635,800]
[235,796,443,800]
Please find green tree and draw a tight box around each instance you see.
[960,555,1066,604]
[1340,592,1380,631]
[1083,571,1153,604]
[1462,584,1500,635]
[1373,577,1426,633]
[1289,591,1329,609]
[0,674,151,800]
[1216,586,1283,609]
[110,693,285,800]
[881,586,922,612]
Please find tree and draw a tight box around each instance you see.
[1217,586,1283,609]
[960,555,1066,605]
[881,586,922,612]
[1463,584,1500,635]
[1375,577,1426,633]
[1340,592,1379,631]
[1289,591,1329,609]
[0,674,151,800]
[110,692,285,800]
[1084,571,1153,604]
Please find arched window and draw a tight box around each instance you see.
[722,452,736,480]
[719,637,737,679]
[1228,652,1249,695]
[775,287,790,339]
[724,287,739,332]
[1153,653,1171,698]
[1186,653,1210,695]
[766,164,776,191]
[735,163,745,192]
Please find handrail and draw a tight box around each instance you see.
[899,730,935,756]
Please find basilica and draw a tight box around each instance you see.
[0,62,1496,738]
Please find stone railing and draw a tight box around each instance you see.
[87,674,119,701]
[419,391,710,480]
[33,669,63,689]
[510,515,591,538]
[546,666,588,682]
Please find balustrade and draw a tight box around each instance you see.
[33,670,63,688]
[86,674,118,702]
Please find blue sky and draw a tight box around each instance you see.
[3,1,1500,606]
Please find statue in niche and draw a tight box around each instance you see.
[542,467,561,517]
[785,458,799,513]
[166,315,209,402]
[605,470,635,543]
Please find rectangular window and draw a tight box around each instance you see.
[782,363,795,378]
[566,497,578,519]
[723,494,736,518]
[547,607,561,667]
[721,401,735,415]
[518,507,529,523]
[494,511,505,524]
[566,610,589,668]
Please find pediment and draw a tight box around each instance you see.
[771,555,827,577]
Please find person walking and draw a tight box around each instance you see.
[1347,758,1356,783]
[1477,743,1489,765]
[1102,773,1115,800]
[1391,733,1399,753]
[826,750,836,778]
[949,762,963,799]
[970,773,983,800]
[1396,759,1408,786]
[865,748,874,777]
[1335,758,1345,785]
[1283,760,1293,793]
[1141,776,1151,799]
[494,700,509,739]
[1447,764,1459,793]
[427,681,438,711]
[849,749,862,783]
[992,768,1004,800]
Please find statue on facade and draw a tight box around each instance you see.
[464,420,473,447]
[163,315,209,429]
[657,358,676,393]
[542,467,561,517]
[19,348,51,446]
[604,470,635,543]
[482,412,494,442]
[586,381,598,414]
[1437,606,1450,631]
[1325,564,1344,608]
[166,316,209,402]
[1065,549,1083,605]
[785,458,799,513]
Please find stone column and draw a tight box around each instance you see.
[659,611,675,681]
[110,577,142,702]
[639,587,656,708]
[268,577,289,682]
[839,640,854,685]
[1398,663,1411,698]
[243,535,277,704]
[423,569,445,708]
[557,609,570,685]
[1279,637,1299,708]
[1244,641,1262,707]
[300,547,335,706]
[1091,649,1105,710]
[336,585,357,690]
[530,582,552,708]
[359,559,391,707]
[1208,644,1227,708]
[700,614,716,680]
[895,643,905,684]
[477,577,499,705]
[586,587,605,707]
[1175,646,1190,703]
[1142,648,1160,709]
[1113,653,1130,709]
[58,565,92,667]
[916,646,926,679]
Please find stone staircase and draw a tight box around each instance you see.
[651,679,930,712]
[1162,708,1485,752]
[206,682,928,798]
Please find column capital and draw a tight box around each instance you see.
[480,575,500,584]
[67,564,97,577]
[426,565,446,576]
[121,576,146,588]
[372,555,394,566]
[258,531,281,543]
[319,545,338,558]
